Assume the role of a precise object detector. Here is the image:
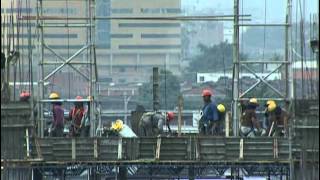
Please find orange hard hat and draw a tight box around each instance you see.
[75,96,83,100]
[20,91,31,98]
[202,89,212,97]
[167,112,174,121]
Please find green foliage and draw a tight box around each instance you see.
[138,70,181,110]
[187,42,234,73]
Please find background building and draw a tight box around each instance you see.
[1,0,182,98]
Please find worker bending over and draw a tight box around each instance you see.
[265,100,289,137]
[139,111,174,136]
[240,98,265,137]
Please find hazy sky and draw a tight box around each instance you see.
[182,0,318,23]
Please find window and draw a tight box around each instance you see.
[96,0,110,49]
[200,76,205,82]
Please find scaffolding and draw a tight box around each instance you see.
[35,0,98,137]
[1,0,319,179]
[231,0,295,178]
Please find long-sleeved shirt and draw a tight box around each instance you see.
[53,104,64,128]
[202,101,219,122]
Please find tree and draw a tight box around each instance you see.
[138,70,181,110]
[186,42,249,74]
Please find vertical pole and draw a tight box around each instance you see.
[178,95,183,136]
[225,112,230,137]
[153,67,160,111]
[232,0,240,136]
[285,0,294,179]
[37,0,44,138]
[89,0,96,137]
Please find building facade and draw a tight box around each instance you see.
[1,0,182,98]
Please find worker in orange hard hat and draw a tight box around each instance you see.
[139,111,175,136]
[67,96,85,137]
[199,89,219,135]
[19,90,31,102]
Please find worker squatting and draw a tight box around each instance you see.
[139,89,290,137]
[18,90,289,138]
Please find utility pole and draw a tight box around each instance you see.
[153,67,160,112]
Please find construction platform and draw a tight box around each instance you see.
[1,102,319,179]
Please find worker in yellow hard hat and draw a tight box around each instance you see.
[49,92,64,137]
[239,98,264,137]
[263,100,276,131]
[265,101,290,137]
[211,103,226,136]
[111,119,124,132]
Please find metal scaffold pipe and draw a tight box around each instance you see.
[232,0,240,136]
[20,14,252,21]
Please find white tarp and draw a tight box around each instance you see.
[118,124,137,137]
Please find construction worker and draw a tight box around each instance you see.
[80,96,91,137]
[68,96,85,137]
[19,91,31,102]
[240,98,264,137]
[213,103,226,136]
[139,111,174,136]
[199,89,219,135]
[265,101,289,137]
[49,92,64,137]
[263,100,275,129]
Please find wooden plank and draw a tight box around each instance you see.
[118,138,122,160]
[239,138,244,159]
[94,138,98,159]
[155,137,161,160]
[72,139,76,160]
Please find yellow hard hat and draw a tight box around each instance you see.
[111,119,124,131]
[49,92,60,99]
[217,104,226,113]
[249,98,258,104]
[267,102,277,112]
[266,100,275,106]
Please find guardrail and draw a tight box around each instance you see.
[29,137,301,163]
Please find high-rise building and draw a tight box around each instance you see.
[98,0,182,84]
[1,0,181,86]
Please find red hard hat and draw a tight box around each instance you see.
[20,91,30,98]
[202,89,212,97]
[167,112,174,121]
[75,96,83,100]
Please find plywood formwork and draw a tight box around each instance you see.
[25,137,300,163]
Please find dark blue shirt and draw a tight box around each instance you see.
[202,101,219,122]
